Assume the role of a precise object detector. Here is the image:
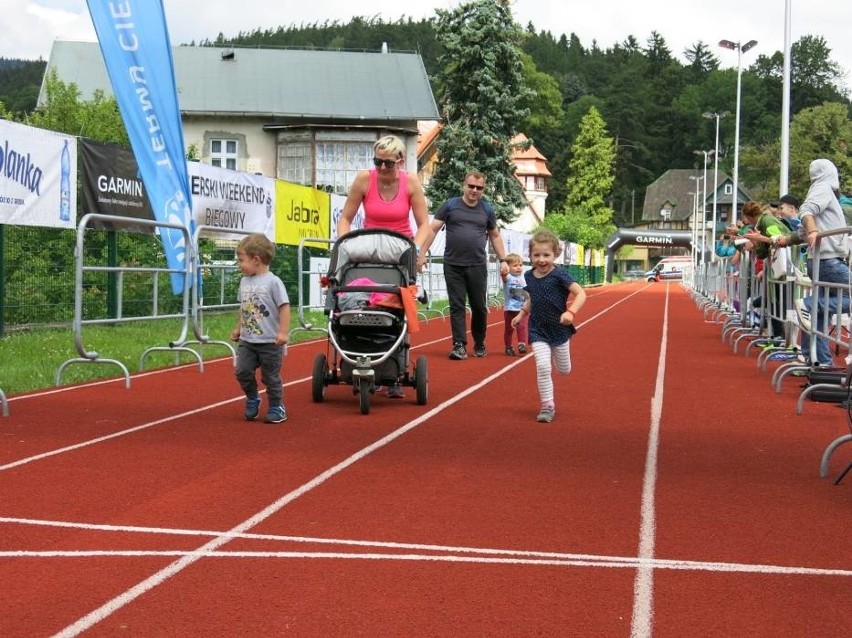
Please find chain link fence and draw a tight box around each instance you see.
[0,226,309,336]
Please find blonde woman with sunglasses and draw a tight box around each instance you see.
[337,134,431,255]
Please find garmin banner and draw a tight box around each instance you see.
[0,119,76,229]
[87,0,193,293]
[188,162,275,241]
[80,138,154,230]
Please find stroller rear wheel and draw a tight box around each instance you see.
[312,354,328,403]
[415,355,428,405]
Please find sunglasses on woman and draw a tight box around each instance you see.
[373,157,399,169]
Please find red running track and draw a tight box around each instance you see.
[0,282,849,636]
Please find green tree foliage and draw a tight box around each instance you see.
[544,106,615,247]
[28,70,129,145]
[517,52,564,152]
[739,102,851,201]
[751,36,847,114]
[203,16,442,70]
[2,75,168,326]
[683,41,721,80]
[789,102,852,193]
[8,14,851,233]
[0,57,45,116]
[425,0,532,223]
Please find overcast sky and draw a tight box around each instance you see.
[4,0,850,84]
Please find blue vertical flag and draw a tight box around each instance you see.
[86,0,193,294]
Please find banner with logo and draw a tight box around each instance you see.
[87,0,193,293]
[188,162,275,241]
[276,181,331,248]
[79,138,154,231]
[329,192,365,244]
[0,119,76,229]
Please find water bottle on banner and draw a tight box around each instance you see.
[60,139,71,222]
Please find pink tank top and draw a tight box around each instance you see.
[362,169,414,237]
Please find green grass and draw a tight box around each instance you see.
[0,297,455,396]
[0,311,329,396]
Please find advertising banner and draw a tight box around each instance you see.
[79,138,154,230]
[329,192,366,244]
[0,119,76,229]
[87,0,193,293]
[275,181,331,248]
[188,162,275,241]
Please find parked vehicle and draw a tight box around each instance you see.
[645,256,692,282]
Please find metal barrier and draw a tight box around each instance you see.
[292,236,334,339]
[176,224,256,366]
[0,388,7,417]
[56,214,195,388]
[415,255,449,320]
[687,226,852,481]
[793,228,851,413]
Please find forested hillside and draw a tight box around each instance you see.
[4,14,849,222]
[207,16,849,219]
[0,58,46,116]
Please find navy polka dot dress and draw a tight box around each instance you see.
[523,267,577,345]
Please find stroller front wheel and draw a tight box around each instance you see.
[358,377,371,415]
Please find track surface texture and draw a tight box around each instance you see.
[1,281,849,637]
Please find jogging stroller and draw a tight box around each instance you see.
[311,228,428,414]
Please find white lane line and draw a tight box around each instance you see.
[0,385,309,472]
[3,550,851,578]
[631,285,669,638]
[3,550,850,578]
[4,516,850,578]
[50,361,537,637]
[3,290,644,636]
[3,292,643,473]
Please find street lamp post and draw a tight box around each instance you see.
[689,174,705,261]
[687,190,697,263]
[702,111,729,254]
[718,39,757,222]
[694,150,714,263]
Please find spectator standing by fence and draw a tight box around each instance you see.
[790,159,849,367]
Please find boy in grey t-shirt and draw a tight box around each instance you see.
[230,234,290,423]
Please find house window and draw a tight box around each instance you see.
[278,142,313,187]
[315,142,373,195]
[277,136,375,195]
[210,139,238,170]
[724,184,733,195]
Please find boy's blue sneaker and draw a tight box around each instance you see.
[244,395,261,421]
[265,405,287,423]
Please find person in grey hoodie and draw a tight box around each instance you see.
[795,158,849,366]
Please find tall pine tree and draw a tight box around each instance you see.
[545,106,616,247]
[427,0,532,223]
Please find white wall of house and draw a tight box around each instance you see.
[183,116,277,177]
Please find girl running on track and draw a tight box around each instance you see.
[512,229,586,423]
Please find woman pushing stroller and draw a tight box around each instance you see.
[336,135,430,398]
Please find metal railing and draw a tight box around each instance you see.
[55,214,195,389]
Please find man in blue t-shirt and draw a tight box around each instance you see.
[420,170,508,360]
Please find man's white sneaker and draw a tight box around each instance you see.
[795,298,812,331]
